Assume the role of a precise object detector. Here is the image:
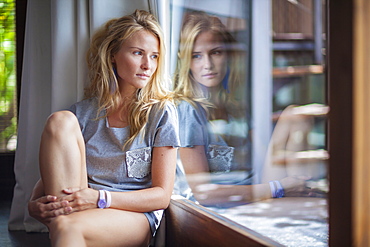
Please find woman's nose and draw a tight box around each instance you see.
[141,56,151,70]
[204,55,214,70]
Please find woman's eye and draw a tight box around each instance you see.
[151,54,158,59]
[212,50,222,55]
[192,54,201,59]
[133,51,143,55]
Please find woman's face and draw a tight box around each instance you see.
[190,31,227,88]
[112,30,159,95]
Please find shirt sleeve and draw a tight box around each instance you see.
[152,101,181,148]
[67,98,99,132]
[177,101,207,147]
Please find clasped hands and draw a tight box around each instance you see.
[28,187,99,225]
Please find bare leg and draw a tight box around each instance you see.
[49,209,151,247]
[39,110,87,197]
[40,111,152,247]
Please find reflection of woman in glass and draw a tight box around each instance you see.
[27,10,179,246]
[174,11,317,206]
[174,11,249,174]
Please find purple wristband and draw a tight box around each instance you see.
[97,190,107,208]
[269,180,285,198]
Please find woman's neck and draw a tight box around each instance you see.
[198,83,222,96]
[106,94,134,128]
[199,84,229,121]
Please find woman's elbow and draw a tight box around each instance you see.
[162,196,171,209]
[157,188,172,209]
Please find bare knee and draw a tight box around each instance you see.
[43,111,80,138]
[49,215,73,238]
[49,215,72,233]
[49,215,85,246]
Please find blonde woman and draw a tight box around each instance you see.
[28,10,179,246]
[174,11,250,176]
[174,11,322,206]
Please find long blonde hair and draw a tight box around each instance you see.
[85,9,172,146]
[173,11,245,119]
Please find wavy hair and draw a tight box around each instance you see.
[85,9,172,146]
[173,11,245,119]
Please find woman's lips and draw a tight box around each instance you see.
[136,73,150,79]
[202,73,217,79]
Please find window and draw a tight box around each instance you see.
[169,0,328,246]
[0,0,16,152]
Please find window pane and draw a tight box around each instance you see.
[0,0,17,152]
[170,0,328,246]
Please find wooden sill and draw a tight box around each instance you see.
[165,197,282,247]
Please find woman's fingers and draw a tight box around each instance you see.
[58,188,99,213]
[43,199,68,211]
[44,205,72,217]
[37,195,57,203]
[29,196,66,224]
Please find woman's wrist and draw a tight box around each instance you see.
[269,180,285,198]
[97,190,111,208]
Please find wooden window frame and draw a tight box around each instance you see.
[327,0,353,245]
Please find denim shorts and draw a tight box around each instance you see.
[144,209,163,236]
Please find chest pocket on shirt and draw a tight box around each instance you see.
[126,147,152,178]
[207,145,234,173]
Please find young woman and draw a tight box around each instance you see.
[173,11,323,206]
[28,10,179,246]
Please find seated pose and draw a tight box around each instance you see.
[28,10,179,246]
[173,11,324,207]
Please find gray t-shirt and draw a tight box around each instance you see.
[177,100,233,173]
[69,97,180,234]
[177,100,254,187]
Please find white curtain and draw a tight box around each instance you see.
[8,0,150,232]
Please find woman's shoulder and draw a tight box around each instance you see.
[69,97,98,115]
[177,99,205,117]
[177,99,198,111]
[70,97,96,108]
[150,99,177,118]
[176,99,209,128]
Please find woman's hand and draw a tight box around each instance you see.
[279,176,326,197]
[28,188,100,224]
[28,195,71,225]
[59,187,100,213]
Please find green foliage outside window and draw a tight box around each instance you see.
[0,0,16,152]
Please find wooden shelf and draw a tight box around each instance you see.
[273,65,324,77]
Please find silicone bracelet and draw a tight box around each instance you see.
[274,180,285,198]
[269,180,285,198]
[105,190,112,208]
[97,190,107,208]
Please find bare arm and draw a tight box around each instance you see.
[185,172,272,205]
[179,145,271,204]
[61,146,177,213]
[179,146,321,206]
[179,145,209,174]
[110,146,177,211]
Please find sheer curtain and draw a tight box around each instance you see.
[8,0,149,232]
